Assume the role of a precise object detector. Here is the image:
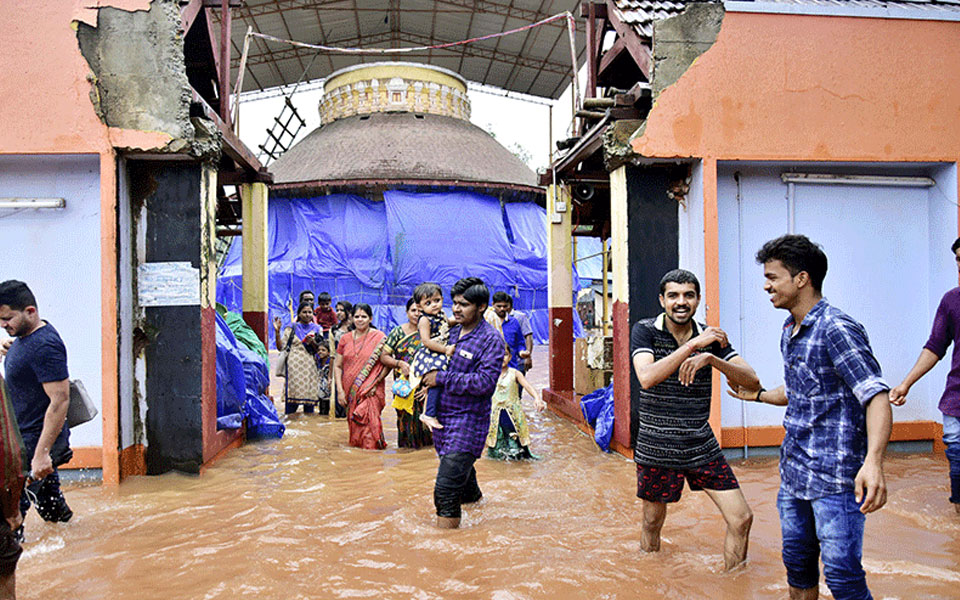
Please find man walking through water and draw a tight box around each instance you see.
[0,281,73,537]
[422,277,503,529]
[730,235,891,600]
[630,269,759,570]
[889,236,960,515]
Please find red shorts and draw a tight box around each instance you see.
[636,457,740,503]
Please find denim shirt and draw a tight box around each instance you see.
[779,299,889,499]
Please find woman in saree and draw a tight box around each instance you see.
[380,298,433,449]
[334,303,388,449]
[273,302,322,415]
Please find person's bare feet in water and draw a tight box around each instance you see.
[419,414,443,429]
[640,529,661,553]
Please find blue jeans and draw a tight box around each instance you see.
[943,415,960,504]
[778,488,871,600]
[424,387,440,418]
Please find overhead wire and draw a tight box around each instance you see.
[239,11,581,113]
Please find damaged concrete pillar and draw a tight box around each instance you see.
[651,2,725,99]
[547,184,574,393]
[137,163,240,475]
[76,1,195,140]
[609,166,632,450]
[609,164,682,452]
[240,182,270,346]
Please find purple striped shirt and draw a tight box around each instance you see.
[433,318,504,457]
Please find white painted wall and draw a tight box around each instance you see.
[0,155,103,448]
[717,162,958,430]
[679,160,706,288]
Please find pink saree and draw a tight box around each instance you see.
[338,329,388,450]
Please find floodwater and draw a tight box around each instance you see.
[14,348,960,599]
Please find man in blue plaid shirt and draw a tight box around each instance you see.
[730,235,891,600]
[422,277,504,529]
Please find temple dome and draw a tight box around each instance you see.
[269,62,540,193]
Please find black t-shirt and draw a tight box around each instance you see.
[4,322,71,455]
[630,314,737,469]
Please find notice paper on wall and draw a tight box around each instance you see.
[139,262,200,307]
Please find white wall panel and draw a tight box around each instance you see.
[0,154,103,448]
[718,162,957,430]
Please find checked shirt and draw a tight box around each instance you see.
[779,298,889,500]
[433,318,504,458]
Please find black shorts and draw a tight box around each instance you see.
[636,457,740,503]
[0,518,21,577]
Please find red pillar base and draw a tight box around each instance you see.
[542,388,580,422]
[548,306,574,392]
[202,306,246,466]
[243,310,270,348]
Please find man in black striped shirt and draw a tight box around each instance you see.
[630,269,760,571]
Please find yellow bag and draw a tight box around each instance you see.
[391,377,415,414]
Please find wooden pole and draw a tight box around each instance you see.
[240,182,270,346]
[327,334,336,416]
[547,184,574,393]
[232,25,253,133]
[572,236,578,327]
[586,2,597,99]
[548,104,554,164]
[219,0,232,126]
[601,237,609,336]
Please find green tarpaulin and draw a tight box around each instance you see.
[216,304,268,361]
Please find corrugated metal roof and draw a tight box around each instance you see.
[221,0,959,102]
[219,0,585,100]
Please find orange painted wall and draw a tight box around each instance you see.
[0,2,106,153]
[631,12,960,162]
[0,1,159,155]
[0,1,162,484]
[629,11,960,445]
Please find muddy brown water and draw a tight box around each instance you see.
[14,348,960,599]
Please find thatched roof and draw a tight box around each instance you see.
[269,111,541,193]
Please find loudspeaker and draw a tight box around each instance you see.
[572,183,595,202]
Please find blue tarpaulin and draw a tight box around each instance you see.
[215,312,247,430]
[218,190,581,346]
[238,347,285,440]
[580,383,615,452]
[215,311,285,439]
[503,201,548,291]
[386,190,517,288]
